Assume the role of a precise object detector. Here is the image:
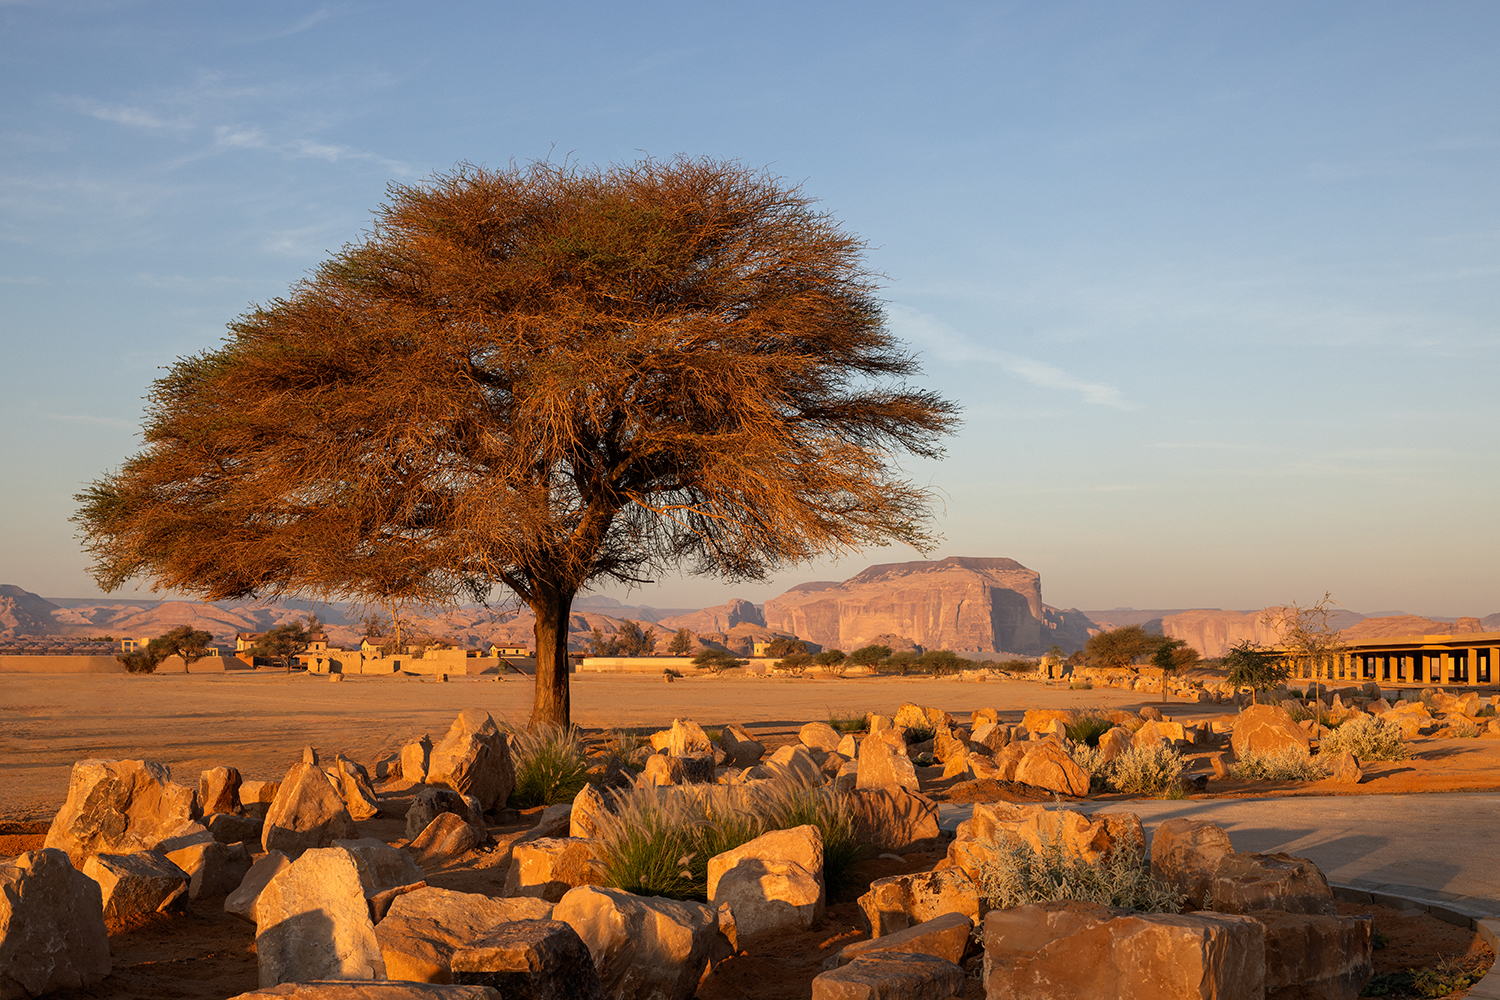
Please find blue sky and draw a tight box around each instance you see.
[2,1,1497,616]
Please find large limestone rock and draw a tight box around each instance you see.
[254,846,386,987]
[226,985,499,999]
[374,887,553,983]
[262,762,358,857]
[663,719,714,756]
[812,951,964,1000]
[762,556,1088,656]
[848,788,941,853]
[947,803,1143,881]
[800,721,844,753]
[201,766,245,815]
[1097,725,1134,764]
[404,787,484,842]
[984,901,1266,1000]
[1325,751,1361,785]
[408,813,483,866]
[44,758,199,866]
[762,744,824,786]
[855,734,918,791]
[401,736,433,785]
[206,811,264,845]
[331,757,381,822]
[1232,705,1311,757]
[0,850,111,998]
[825,911,971,969]
[225,850,291,923]
[641,753,714,786]
[713,858,823,944]
[333,838,425,901]
[569,785,610,840]
[1013,741,1090,797]
[426,710,514,811]
[1256,909,1374,1000]
[717,724,765,768]
[859,869,979,937]
[451,919,605,1000]
[552,885,718,1000]
[165,838,254,900]
[1150,818,1234,910]
[503,838,603,902]
[706,825,824,903]
[1210,853,1337,916]
[82,851,190,923]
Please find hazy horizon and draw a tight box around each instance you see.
[4,3,1497,619]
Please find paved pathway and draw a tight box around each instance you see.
[939,793,1500,918]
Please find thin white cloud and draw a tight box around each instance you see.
[66,98,191,132]
[211,125,412,174]
[888,303,1137,410]
[248,7,336,43]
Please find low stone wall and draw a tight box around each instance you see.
[0,655,127,673]
[580,656,702,674]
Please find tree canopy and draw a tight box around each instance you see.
[1084,624,1172,671]
[1222,640,1289,704]
[74,157,958,724]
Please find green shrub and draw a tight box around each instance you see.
[1069,682,1093,690]
[1231,746,1326,781]
[1067,744,1110,793]
[919,650,969,676]
[1064,710,1115,748]
[1107,744,1186,796]
[976,824,1183,912]
[887,651,920,676]
[903,722,937,744]
[847,644,891,667]
[826,708,867,734]
[693,648,744,674]
[776,652,813,676]
[1446,719,1481,738]
[1317,714,1410,761]
[991,658,1039,675]
[508,724,591,807]
[591,778,861,902]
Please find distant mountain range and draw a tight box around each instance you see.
[5,564,1497,659]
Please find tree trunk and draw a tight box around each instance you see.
[531,587,574,726]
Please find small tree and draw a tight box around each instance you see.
[1150,638,1199,703]
[848,644,892,667]
[154,625,215,674]
[692,647,744,674]
[765,636,807,658]
[668,628,693,656]
[1261,593,1346,724]
[813,648,847,676]
[776,651,813,676]
[614,621,657,657]
[252,617,316,672]
[919,649,968,676]
[117,643,168,674]
[1085,625,1171,671]
[1222,640,1290,705]
[588,627,619,657]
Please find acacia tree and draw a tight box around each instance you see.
[1261,592,1346,722]
[1084,625,1170,671]
[252,618,317,672]
[73,157,957,725]
[154,625,214,674]
[1222,640,1289,705]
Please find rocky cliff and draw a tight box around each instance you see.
[761,556,1098,656]
[657,599,765,634]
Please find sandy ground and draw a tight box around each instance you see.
[0,670,1171,822]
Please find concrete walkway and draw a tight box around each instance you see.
[938,793,1500,919]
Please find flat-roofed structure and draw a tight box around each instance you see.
[1282,630,1498,689]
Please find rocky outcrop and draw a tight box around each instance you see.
[44,758,199,866]
[762,557,1098,656]
[655,599,765,634]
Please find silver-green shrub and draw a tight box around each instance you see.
[1107,744,1186,795]
[1317,714,1410,761]
[1231,745,1327,781]
[976,824,1184,913]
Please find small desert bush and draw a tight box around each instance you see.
[826,707,867,734]
[1446,719,1481,739]
[976,825,1183,913]
[1317,714,1410,762]
[1067,744,1111,793]
[1106,744,1187,796]
[1064,709,1115,748]
[591,778,859,901]
[1231,746,1327,782]
[903,722,937,744]
[1069,681,1093,690]
[990,658,1039,676]
[508,724,591,808]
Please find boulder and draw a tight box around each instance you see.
[426,710,515,812]
[858,869,979,937]
[206,812,265,845]
[894,704,952,732]
[855,735,918,792]
[43,758,199,866]
[939,744,972,780]
[971,708,999,728]
[800,721,844,753]
[569,785,610,840]
[405,787,484,842]
[201,766,245,816]
[81,851,190,923]
[401,737,433,785]
[969,723,1008,753]
[984,901,1266,1000]
[1096,726,1134,764]
[1022,709,1074,735]
[992,742,1027,782]
[1232,705,1311,758]
[262,762,358,857]
[504,838,603,903]
[254,846,386,986]
[848,788,941,854]
[154,819,215,853]
[374,887,553,983]
[1133,719,1187,749]
[0,849,110,998]
[1013,741,1090,797]
[165,839,254,900]
[811,951,964,1000]
[409,813,484,866]
[712,858,822,944]
[1150,818,1234,910]
[641,753,715,786]
[333,838,425,900]
[226,984,499,999]
[665,719,714,756]
[225,850,291,923]
[763,744,824,786]
[1210,853,1337,916]
[1255,909,1374,1000]
[332,758,381,822]
[241,780,281,818]
[868,714,893,733]
[706,824,825,906]
[824,911,971,969]
[552,885,718,1000]
[1140,706,1163,721]
[837,733,859,758]
[450,919,605,1000]
[1325,751,1361,785]
[519,804,573,843]
[718,724,766,768]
